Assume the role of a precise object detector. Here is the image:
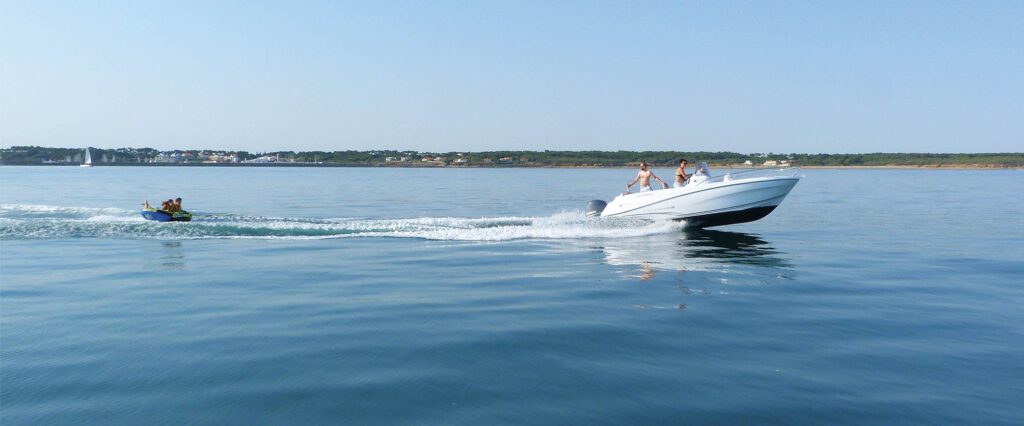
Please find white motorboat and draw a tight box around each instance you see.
[586,163,801,228]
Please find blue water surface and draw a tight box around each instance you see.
[2,166,1023,424]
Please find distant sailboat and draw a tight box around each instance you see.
[80,148,93,167]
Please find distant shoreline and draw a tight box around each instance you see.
[5,147,1021,169]
[1,163,1020,170]
[795,164,1022,170]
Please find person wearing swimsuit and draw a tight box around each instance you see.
[626,162,667,194]
[674,158,689,188]
[142,198,182,213]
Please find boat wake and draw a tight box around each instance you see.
[0,204,683,241]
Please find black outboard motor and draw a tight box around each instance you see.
[585,200,607,217]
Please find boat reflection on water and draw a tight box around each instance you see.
[675,229,791,268]
[599,229,792,282]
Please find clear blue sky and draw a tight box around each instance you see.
[2,1,1021,153]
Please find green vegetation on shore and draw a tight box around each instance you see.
[2,146,1022,168]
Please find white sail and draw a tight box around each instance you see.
[81,148,93,167]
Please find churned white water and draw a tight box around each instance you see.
[0,203,682,241]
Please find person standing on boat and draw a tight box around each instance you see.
[626,162,667,193]
[674,159,689,188]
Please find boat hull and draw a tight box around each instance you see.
[141,210,191,222]
[600,176,799,227]
[677,205,778,228]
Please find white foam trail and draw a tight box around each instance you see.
[0,203,133,217]
[0,204,684,241]
[374,213,683,241]
[85,215,146,222]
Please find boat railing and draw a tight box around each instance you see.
[693,167,801,186]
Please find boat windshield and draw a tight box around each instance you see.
[694,161,712,176]
[693,167,801,186]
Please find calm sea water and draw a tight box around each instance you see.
[2,166,1022,424]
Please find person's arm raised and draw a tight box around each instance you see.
[626,173,641,188]
[653,172,670,189]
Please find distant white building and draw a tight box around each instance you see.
[743,160,753,166]
[763,160,778,167]
[245,155,281,164]
[152,153,180,163]
[202,154,238,163]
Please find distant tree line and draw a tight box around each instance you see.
[2,146,1022,167]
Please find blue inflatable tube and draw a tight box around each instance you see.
[141,208,192,222]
